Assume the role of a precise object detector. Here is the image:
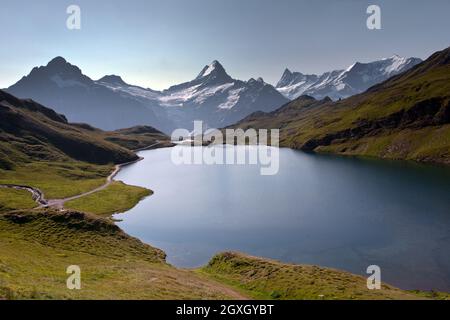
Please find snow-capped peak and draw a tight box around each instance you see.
[276,55,422,101]
[277,68,298,87]
[203,60,220,76]
[196,60,227,79]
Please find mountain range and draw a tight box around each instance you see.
[6,57,174,132]
[276,55,422,100]
[229,47,450,165]
[4,54,429,135]
[7,59,288,133]
[100,60,289,131]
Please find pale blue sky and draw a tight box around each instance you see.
[1,0,449,90]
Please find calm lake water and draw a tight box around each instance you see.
[115,146,450,291]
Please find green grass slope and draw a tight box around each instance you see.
[0,89,171,201]
[0,188,36,213]
[0,90,247,300]
[1,209,438,300]
[65,181,151,217]
[0,90,139,168]
[229,46,450,165]
[0,209,246,300]
[0,161,112,199]
[200,252,425,300]
[0,89,172,171]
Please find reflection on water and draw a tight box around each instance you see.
[115,146,450,291]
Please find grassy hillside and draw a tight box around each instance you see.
[1,208,438,300]
[0,90,244,300]
[229,47,450,165]
[200,252,425,300]
[0,209,246,299]
[0,161,112,199]
[0,89,173,171]
[65,181,151,217]
[0,188,36,213]
[0,90,139,169]
[0,89,171,202]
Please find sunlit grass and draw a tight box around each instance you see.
[199,252,429,300]
[0,188,37,213]
[0,209,242,300]
[0,161,112,199]
[65,181,151,217]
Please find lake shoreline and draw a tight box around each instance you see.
[2,145,449,298]
[114,145,450,292]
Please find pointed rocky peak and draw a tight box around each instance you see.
[7,56,92,91]
[97,75,128,86]
[47,56,68,67]
[282,68,292,77]
[43,56,82,75]
[276,68,305,88]
[195,60,230,81]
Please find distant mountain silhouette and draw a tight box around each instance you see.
[7,57,173,133]
[276,55,422,100]
[8,58,288,132]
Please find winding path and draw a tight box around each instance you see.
[0,141,162,210]
[45,158,142,209]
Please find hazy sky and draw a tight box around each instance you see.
[1,0,449,90]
